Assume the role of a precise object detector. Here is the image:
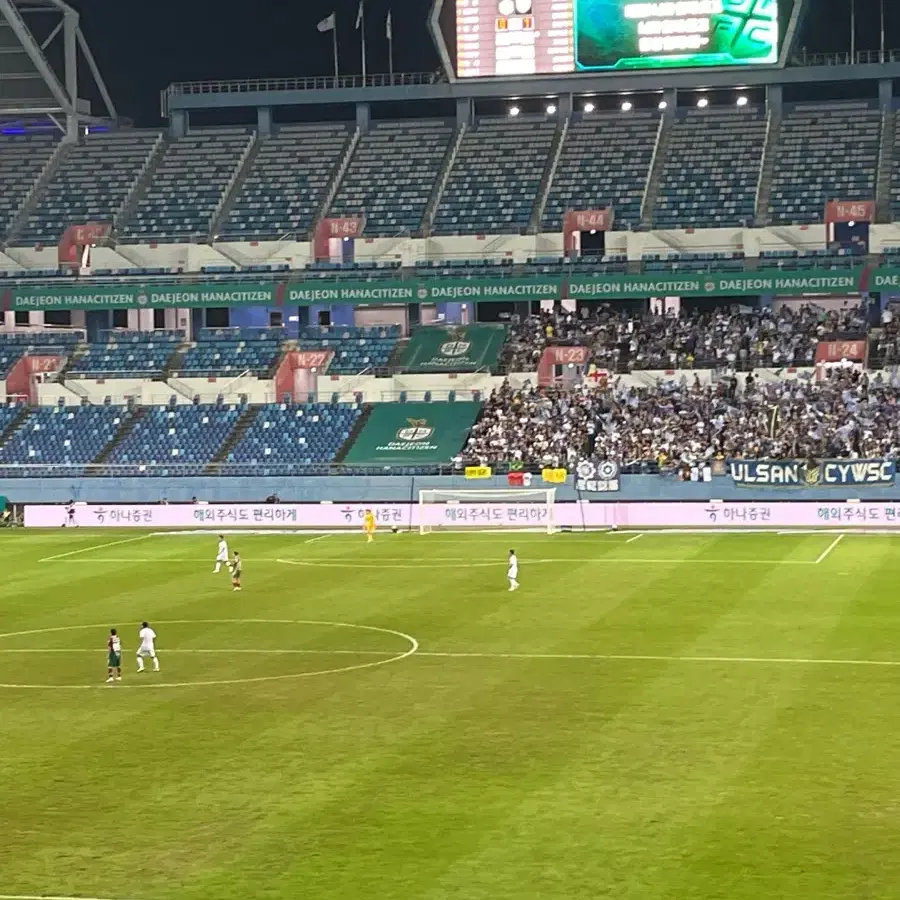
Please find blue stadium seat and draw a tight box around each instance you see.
[330,120,453,236]
[220,124,350,240]
[433,117,556,235]
[120,130,253,243]
[0,135,59,240]
[297,325,400,375]
[0,332,80,378]
[654,107,766,229]
[15,132,162,245]
[769,104,881,225]
[543,112,660,232]
[0,405,128,474]
[176,329,284,377]
[105,404,242,474]
[227,402,361,472]
[69,333,180,377]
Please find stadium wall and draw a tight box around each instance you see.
[10,224,896,275]
[5,476,900,505]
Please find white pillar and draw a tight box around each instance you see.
[28,311,44,328]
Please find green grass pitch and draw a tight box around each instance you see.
[2,527,900,900]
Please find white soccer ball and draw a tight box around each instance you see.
[611,524,618,531]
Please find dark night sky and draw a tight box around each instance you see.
[63,0,900,126]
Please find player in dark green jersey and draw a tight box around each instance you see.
[106,628,122,682]
[230,551,242,592]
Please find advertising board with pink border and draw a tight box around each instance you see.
[23,502,900,529]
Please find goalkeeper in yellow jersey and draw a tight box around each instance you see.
[363,509,376,543]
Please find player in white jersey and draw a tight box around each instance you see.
[136,621,160,673]
[508,549,519,592]
[214,534,229,573]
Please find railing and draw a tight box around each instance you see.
[0,252,878,291]
[793,49,900,67]
[162,72,446,113]
[0,460,657,479]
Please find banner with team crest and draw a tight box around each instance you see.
[575,460,621,493]
[399,325,507,373]
[342,401,483,465]
[728,459,896,488]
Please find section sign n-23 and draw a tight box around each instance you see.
[729,459,896,488]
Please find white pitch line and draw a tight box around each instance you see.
[7,647,900,670]
[38,534,153,562]
[815,533,846,564]
[0,648,394,656]
[414,650,900,668]
[47,555,819,568]
[277,557,816,568]
[0,895,137,900]
[625,533,644,544]
[304,534,331,544]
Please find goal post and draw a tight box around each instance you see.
[418,487,557,534]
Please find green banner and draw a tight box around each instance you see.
[9,267,900,311]
[284,281,416,305]
[416,278,564,302]
[10,282,280,311]
[567,269,865,300]
[343,402,481,465]
[400,325,507,373]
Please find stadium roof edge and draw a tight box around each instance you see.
[164,58,900,115]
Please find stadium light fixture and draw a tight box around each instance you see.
[736,95,749,107]
[621,101,633,112]
[697,97,709,108]
[546,103,557,115]
[509,105,520,116]
[584,102,595,113]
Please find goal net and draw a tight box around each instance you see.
[418,488,557,534]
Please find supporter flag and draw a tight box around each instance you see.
[317,12,336,31]
[507,472,533,487]
[542,468,567,485]
[465,466,492,480]
[355,0,364,28]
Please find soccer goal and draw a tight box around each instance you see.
[418,488,557,535]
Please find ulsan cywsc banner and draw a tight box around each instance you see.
[728,459,896,488]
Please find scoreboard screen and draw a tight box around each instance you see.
[446,0,790,79]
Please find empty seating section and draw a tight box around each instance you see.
[177,329,282,376]
[891,115,900,221]
[0,404,22,433]
[330,121,452,236]
[227,403,361,471]
[106,404,241,472]
[654,108,766,229]
[0,406,127,470]
[121,131,251,242]
[0,135,57,238]
[768,105,881,225]
[543,113,659,232]
[0,332,79,377]
[221,125,349,239]
[68,338,175,378]
[17,133,161,244]
[433,118,556,235]
[298,325,400,375]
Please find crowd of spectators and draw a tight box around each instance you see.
[503,303,868,373]
[462,368,900,468]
